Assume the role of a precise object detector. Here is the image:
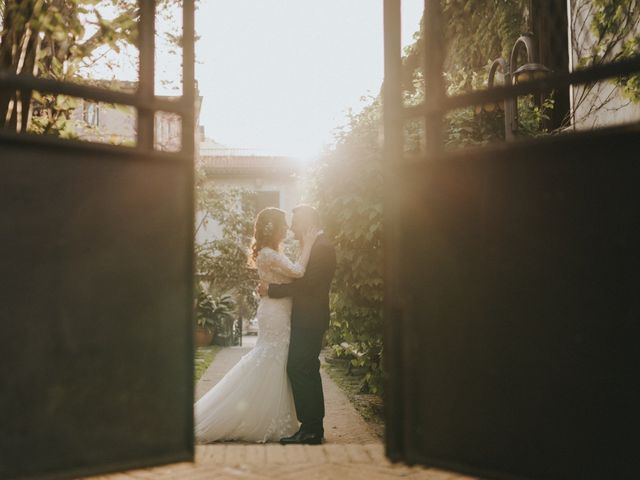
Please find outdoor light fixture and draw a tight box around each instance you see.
[486,34,553,140]
[512,62,552,84]
[481,57,510,114]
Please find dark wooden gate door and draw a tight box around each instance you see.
[382,2,640,479]
[0,2,196,479]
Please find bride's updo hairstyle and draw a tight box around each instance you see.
[251,207,288,262]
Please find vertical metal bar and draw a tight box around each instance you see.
[182,0,196,158]
[423,0,445,156]
[182,0,196,457]
[383,0,404,463]
[383,0,402,165]
[505,73,516,141]
[137,0,155,151]
[566,0,576,130]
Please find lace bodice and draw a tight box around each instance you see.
[256,247,305,284]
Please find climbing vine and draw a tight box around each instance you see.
[310,97,384,394]
[587,0,640,101]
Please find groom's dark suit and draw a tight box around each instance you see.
[268,233,336,435]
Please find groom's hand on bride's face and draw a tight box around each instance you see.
[302,226,319,246]
[257,282,269,297]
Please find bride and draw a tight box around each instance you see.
[194,207,317,443]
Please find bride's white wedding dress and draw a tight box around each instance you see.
[194,247,305,443]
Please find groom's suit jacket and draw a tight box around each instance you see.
[268,233,336,331]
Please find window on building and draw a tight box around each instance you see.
[255,191,280,212]
[83,102,100,127]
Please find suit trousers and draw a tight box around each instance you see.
[287,327,325,435]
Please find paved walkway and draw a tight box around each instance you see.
[85,336,475,480]
[195,335,378,444]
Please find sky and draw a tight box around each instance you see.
[77,1,423,159]
[193,0,424,159]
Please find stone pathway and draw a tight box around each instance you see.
[194,337,254,402]
[84,336,475,480]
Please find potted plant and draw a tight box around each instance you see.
[195,289,238,347]
[210,293,237,347]
[195,289,217,347]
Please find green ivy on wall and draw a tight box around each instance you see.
[310,98,384,394]
[589,0,640,101]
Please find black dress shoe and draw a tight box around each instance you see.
[279,430,324,445]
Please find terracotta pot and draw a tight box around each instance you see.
[195,326,214,347]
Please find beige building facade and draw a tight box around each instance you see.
[69,80,199,151]
[196,138,303,244]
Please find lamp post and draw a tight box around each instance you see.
[486,34,552,141]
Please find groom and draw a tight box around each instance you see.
[259,204,336,445]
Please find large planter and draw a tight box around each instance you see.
[194,326,214,347]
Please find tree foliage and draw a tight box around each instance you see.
[195,174,259,326]
[309,98,384,394]
[0,0,138,132]
[0,0,186,133]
